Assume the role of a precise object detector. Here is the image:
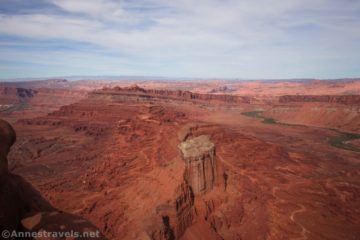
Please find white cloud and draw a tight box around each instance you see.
[0,0,360,78]
[51,0,125,18]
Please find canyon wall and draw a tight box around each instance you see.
[152,182,196,240]
[0,87,36,104]
[95,85,251,104]
[279,95,360,105]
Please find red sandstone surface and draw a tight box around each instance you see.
[1,79,360,239]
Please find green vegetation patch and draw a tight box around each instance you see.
[328,131,360,152]
[241,111,277,124]
[262,118,277,124]
[242,110,360,152]
[241,111,262,118]
[2,102,28,113]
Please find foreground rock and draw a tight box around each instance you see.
[0,119,16,175]
[0,119,106,239]
[21,211,103,239]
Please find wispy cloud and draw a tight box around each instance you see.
[0,0,359,79]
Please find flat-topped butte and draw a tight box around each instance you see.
[179,135,215,161]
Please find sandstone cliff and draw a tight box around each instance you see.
[179,135,217,195]
[150,135,221,240]
[152,182,196,240]
[279,95,360,105]
[95,85,251,104]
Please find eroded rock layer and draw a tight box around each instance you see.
[1,84,359,240]
[279,95,360,105]
[95,85,251,104]
[179,135,217,195]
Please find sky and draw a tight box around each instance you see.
[0,0,359,79]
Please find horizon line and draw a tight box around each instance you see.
[1,75,360,82]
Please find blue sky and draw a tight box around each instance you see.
[0,0,359,79]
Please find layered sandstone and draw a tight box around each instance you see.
[179,135,216,195]
[152,182,196,240]
[95,85,251,104]
[279,95,360,105]
[3,80,360,239]
[151,135,219,240]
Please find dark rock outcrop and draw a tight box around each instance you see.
[0,118,107,239]
[0,87,36,102]
[21,211,104,239]
[0,119,16,175]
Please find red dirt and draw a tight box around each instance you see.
[0,79,360,239]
